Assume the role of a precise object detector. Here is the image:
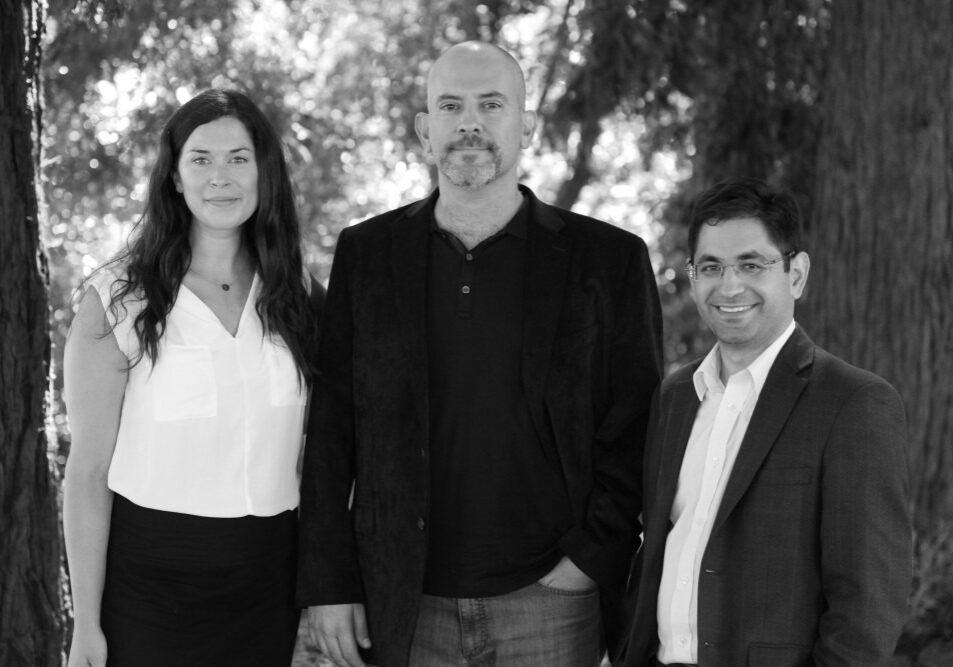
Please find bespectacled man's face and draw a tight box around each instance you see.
[690,217,809,369]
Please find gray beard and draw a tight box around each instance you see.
[438,149,503,190]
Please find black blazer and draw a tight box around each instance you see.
[297,186,663,666]
[621,326,912,667]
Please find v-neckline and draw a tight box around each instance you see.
[178,273,258,338]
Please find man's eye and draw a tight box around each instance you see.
[739,262,765,275]
[484,101,502,109]
[698,264,722,276]
[439,103,459,111]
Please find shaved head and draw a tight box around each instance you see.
[416,40,536,193]
[427,41,527,110]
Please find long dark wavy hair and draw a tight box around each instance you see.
[100,88,319,383]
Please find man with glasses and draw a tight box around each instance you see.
[620,177,911,667]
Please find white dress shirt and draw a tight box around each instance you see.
[656,321,796,663]
[91,269,308,518]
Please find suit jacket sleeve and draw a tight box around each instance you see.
[558,236,663,589]
[815,379,911,664]
[296,227,365,607]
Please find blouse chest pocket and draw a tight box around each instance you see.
[152,345,218,421]
[266,341,306,407]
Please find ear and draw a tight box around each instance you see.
[173,172,183,193]
[520,110,537,149]
[789,251,810,299]
[414,112,433,161]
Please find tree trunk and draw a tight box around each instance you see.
[0,1,65,665]
[805,1,953,532]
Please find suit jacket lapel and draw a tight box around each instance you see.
[652,373,699,529]
[520,190,571,410]
[711,327,814,534]
[391,195,433,438]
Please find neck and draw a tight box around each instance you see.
[716,347,753,384]
[188,228,251,283]
[434,178,523,250]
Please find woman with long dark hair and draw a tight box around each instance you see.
[63,89,323,666]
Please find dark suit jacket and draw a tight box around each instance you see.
[296,186,663,666]
[621,326,911,667]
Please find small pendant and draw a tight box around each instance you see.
[222,283,230,291]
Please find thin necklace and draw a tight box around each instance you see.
[188,266,240,292]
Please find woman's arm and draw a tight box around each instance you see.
[63,286,128,667]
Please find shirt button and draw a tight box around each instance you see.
[461,285,471,294]
[417,517,426,530]
[465,253,473,261]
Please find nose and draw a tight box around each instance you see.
[717,266,746,296]
[209,163,231,186]
[457,106,482,135]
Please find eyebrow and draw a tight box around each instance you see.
[185,146,253,154]
[696,250,769,262]
[435,91,508,103]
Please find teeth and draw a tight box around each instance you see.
[718,305,751,313]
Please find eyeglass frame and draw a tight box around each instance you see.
[685,250,797,282]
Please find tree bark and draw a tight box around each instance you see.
[0,1,65,665]
[805,0,953,531]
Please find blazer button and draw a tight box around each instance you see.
[417,517,426,530]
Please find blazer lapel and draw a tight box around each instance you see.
[520,191,572,410]
[652,373,700,526]
[391,195,433,439]
[711,327,815,533]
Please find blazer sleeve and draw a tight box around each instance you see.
[558,236,664,589]
[814,378,912,665]
[296,228,365,607]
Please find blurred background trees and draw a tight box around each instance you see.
[1,1,65,665]
[2,0,950,664]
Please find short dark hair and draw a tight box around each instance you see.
[687,177,802,264]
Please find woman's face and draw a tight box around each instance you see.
[174,116,259,235]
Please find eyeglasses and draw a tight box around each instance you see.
[686,251,796,281]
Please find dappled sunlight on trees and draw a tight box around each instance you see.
[41,0,690,458]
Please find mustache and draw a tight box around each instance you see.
[447,135,498,151]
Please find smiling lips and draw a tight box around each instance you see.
[206,196,240,205]
[715,304,755,313]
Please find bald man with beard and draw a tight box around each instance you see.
[296,42,663,667]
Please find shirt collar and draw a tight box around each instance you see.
[693,320,797,401]
[427,192,529,241]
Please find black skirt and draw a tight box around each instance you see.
[101,495,300,667]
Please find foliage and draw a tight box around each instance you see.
[42,0,686,452]
[903,523,953,654]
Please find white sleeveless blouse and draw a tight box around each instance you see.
[91,270,307,517]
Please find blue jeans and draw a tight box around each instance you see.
[408,581,603,666]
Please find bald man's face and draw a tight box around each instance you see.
[415,46,535,191]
